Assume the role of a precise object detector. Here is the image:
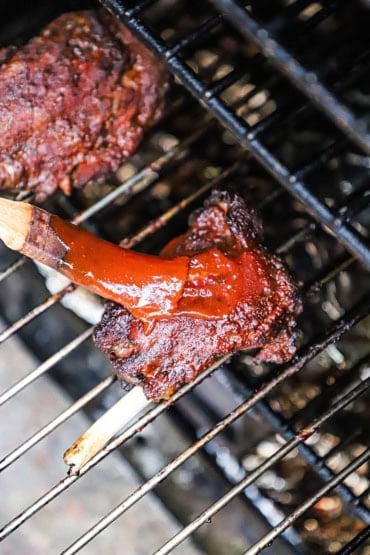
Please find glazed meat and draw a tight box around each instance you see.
[0,10,167,201]
[95,190,302,401]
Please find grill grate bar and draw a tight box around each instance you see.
[267,0,335,34]
[210,0,370,155]
[299,3,335,33]
[121,162,240,248]
[0,327,93,406]
[58,299,369,554]
[125,0,157,17]
[207,65,247,97]
[154,377,370,555]
[244,448,370,555]
[229,58,273,111]
[339,187,370,223]
[337,526,370,555]
[165,14,222,59]
[252,98,308,139]
[0,257,27,284]
[200,352,370,540]
[291,355,370,428]
[71,125,207,225]
[0,357,228,540]
[303,254,355,296]
[242,374,370,525]
[170,396,306,554]
[100,0,370,269]
[294,138,348,180]
[323,430,362,463]
[275,223,315,255]
[0,375,116,472]
[0,284,75,345]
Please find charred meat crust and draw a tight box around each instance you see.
[0,10,168,201]
[94,190,302,401]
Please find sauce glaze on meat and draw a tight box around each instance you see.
[0,10,167,200]
[95,190,302,401]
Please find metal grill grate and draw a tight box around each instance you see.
[100,0,370,269]
[0,1,370,554]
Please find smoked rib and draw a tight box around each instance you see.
[95,190,302,400]
[0,11,167,200]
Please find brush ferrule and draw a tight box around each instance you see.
[25,207,68,268]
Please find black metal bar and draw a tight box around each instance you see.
[294,138,348,180]
[125,0,156,16]
[337,525,370,554]
[165,14,222,58]
[210,0,370,155]
[99,0,370,269]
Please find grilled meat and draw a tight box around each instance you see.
[0,10,167,201]
[95,190,302,401]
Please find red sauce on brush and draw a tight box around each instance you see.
[50,215,257,322]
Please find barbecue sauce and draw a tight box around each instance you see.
[50,216,189,321]
[48,214,260,322]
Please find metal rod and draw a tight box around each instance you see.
[337,525,370,555]
[125,0,156,17]
[0,257,27,284]
[59,299,369,554]
[0,327,93,406]
[238,377,370,525]
[210,0,370,156]
[165,14,222,59]
[155,377,370,555]
[215,352,370,526]
[243,448,370,555]
[304,255,355,296]
[0,375,115,472]
[276,222,316,254]
[71,126,206,225]
[0,284,75,345]
[0,357,228,539]
[121,162,240,249]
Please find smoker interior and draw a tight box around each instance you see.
[0,0,369,553]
